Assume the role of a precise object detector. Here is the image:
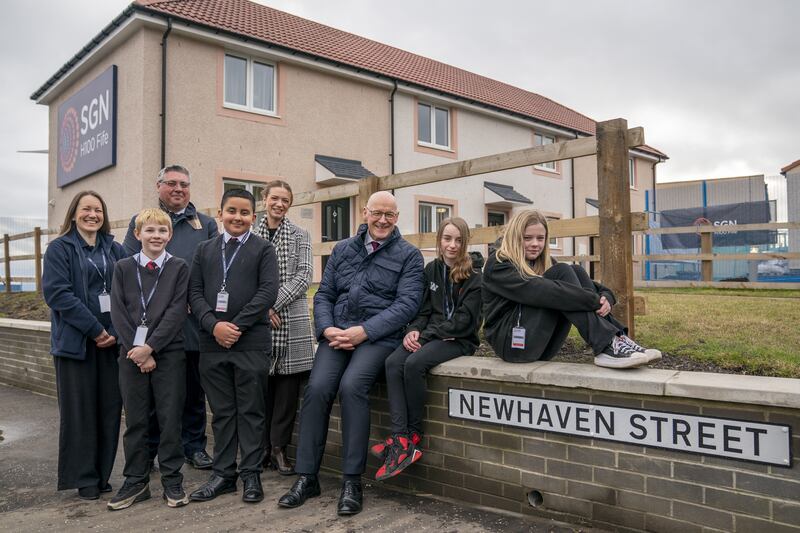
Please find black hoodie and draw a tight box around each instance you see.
[482,252,615,362]
[407,258,483,352]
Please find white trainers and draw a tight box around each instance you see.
[619,334,662,363]
[594,336,649,369]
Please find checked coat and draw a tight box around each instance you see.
[256,215,315,374]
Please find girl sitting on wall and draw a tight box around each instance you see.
[373,217,483,481]
[482,209,660,369]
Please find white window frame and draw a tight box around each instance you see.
[417,102,451,150]
[629,158,637,189]
[223,53,278,117]
[534,133,557,171]
[546,216,560,248]
[223,178,266,207]
[418,202,452,233]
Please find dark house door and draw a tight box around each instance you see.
[321,198,351,273]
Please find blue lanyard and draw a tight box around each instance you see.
[84,248,109,293]
[220,236,245,290]
[135,254,169,325]
[442,262,454,320]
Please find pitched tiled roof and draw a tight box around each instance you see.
[315,155,374,180]
[484,182,533,204]
[134,0,599,134]
[781,159,800,174]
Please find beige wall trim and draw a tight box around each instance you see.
[432,357,800,409]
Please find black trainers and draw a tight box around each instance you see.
[619,334,662,363]
[107,481,151,511]
[594,336,649,369]
[162,484,189,508]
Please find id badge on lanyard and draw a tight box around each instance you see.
[133,253,168,345]
[511,305,525,350]
[217,237,242,313]
[98,292,111,313]
[86,250,111,313]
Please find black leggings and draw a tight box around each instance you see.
[385,339,471,435]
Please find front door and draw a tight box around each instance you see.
[321,198,351,272]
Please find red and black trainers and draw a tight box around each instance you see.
[370,432,422,461]
[375,434,422,481]
[369,435,393,460]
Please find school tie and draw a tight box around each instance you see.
[226,237,240,255]
[146,261,158,272]
[370,241,380,253]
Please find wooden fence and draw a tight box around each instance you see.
[5,118,798,333]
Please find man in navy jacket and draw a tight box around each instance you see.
[123,165,218,471]
[278,191,423,516]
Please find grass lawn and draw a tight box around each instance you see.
[577,288,800,378]
[3,286,799,378]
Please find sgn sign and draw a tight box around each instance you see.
[57,65,117,187]
[449,389,792,467]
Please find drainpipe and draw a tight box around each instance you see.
[389,79,398,176]
[160,18,172,168]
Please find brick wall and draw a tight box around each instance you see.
[0,321,55,397]
[315,372,800,532]
[2,319,798,532]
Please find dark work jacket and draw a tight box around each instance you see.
[42,229,126,360]
[123,201,218,352]
[110,256,189,355]
[407,258,482,353]
[482,253,614,362]
[189,233,279,353]
[313,224,424,349]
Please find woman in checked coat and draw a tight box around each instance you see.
[256,180,315,475]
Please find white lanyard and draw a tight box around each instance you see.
[135,253,169,326]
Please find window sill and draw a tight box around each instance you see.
[417,141,454,153]
[534,165,559,174]
[222,102,279,118]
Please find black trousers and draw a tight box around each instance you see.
[294,341,392,476]
[199,349,267,479]
[263,371,308,449]
[148,350,208,459]
[53,343,122,491]
[119,350,186,487]
[535,263,623,360]
[385,340,469,435]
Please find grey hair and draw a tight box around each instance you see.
[156,164,191,183]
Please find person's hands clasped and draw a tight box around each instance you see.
[94,329,116,348]
[325,325,367,350]
[127,344,153,366]
[213,321,241,349]
[403,330,422,352]
[139,355,156,373]
[596,295,612,317]
[269,308,282,329]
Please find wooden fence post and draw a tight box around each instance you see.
[597,119,635,337]
[357,175,381,219]
[3,234,10,294]
[700,231,713,281]
[34,227,43,294]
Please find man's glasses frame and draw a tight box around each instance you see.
[365,207,398,221]
[159,179,191,189]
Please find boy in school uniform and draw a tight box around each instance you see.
[109,208,190,510]
[188,188,279,504]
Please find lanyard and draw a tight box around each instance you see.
[442,262,454,320]
[220,237,244,291]
[516,304,522,327]
[135,253,169,325]
[84,248,109,293]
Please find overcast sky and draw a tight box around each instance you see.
[1,0,797,220]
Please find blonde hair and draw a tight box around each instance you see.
[135,208,173,233]
[436,217,473,283]
[496,209,551,278]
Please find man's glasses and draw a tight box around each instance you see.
[159,180,191,189]
[365,207,398,221]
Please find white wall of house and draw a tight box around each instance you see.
[391,91,575,259]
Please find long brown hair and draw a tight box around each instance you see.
[496,209,551,277]
[437,217,473,283]
[59,191,111,236]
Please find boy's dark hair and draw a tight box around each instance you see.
[220,188,256,211]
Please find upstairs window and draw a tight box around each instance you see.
[534,133,556,170]
[224,53,276,115]
[418,202,452,233]
[223,178,265,205]
[418,102,450,149]
[629,158,637,188]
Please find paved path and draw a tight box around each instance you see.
[0,384,600,532]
